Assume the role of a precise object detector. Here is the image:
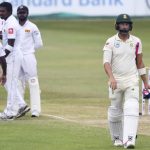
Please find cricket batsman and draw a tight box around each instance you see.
[103,14,150,148]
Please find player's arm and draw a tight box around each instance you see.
[0,56,7,85]
[0,56,6,75]
[4,39,15,57]
[136,53,149,89]
[33,26,43,49]
[104,62,117,90]
[103,39,117,90]
[0,31,2,40]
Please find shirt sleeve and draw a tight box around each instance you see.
[5,24,17,39]
[103,39,113,64]
[32,25,43,49]
[137,39,142,54]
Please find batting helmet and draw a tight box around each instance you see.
[115,14,133,31]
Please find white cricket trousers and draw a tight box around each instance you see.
[108,84,139,145]
[4,52,26,116]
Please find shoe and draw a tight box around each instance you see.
[31,114,38,117]
[0,112,14,120]
[16,105,30,118]
[124,141,135,149]
[31,111,39,117]
[114,139,123,147]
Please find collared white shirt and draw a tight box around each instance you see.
[19,20,43,55]
[103,33,142,87]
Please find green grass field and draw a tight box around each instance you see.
[0,19,150,150]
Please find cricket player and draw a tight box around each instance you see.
[0,2,30,120]
[103,14,149,148]
[17,5,43,117]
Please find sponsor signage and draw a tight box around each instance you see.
[0,0,150,16]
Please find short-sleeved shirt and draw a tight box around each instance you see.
[103,34,142,87]
[2,15,22,62]
[19,20,43,55]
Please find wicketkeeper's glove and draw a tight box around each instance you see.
[143,89,150,99]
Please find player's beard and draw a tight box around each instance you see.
[119,29,129,34]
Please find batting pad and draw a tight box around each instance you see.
[28,77,41,114]
[108,106,123,141]
[123,99,139,144]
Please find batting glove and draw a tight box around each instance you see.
[143,89,150,99]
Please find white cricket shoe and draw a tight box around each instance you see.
[31,110,39,117]
[114,139,123,147]
[0,112,14,120]
[16,105,30,118]
[124,141,135,149]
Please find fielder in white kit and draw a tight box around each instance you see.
[0,2,30,120]
[103,14,150,149]
[17,5,43,117]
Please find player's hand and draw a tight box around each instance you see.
[109,77,117,90]
[0,75,6,85]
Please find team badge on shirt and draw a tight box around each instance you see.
[8,28,13,34]
[25,29,30,32]
[114,41,120,48]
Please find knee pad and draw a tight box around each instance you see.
[124,99,139,117]
[108,106,123,141]
[29,77,38,85]
[108,106,123,122]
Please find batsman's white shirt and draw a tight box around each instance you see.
[103,34,142,88]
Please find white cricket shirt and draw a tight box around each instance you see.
[103,33,142,87]
[19,20,43,55]
[2,15,23,62]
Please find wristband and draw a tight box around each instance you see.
[5,44,13,52]
[138,68,146,75]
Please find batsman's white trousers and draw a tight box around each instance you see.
[108,84,139,145]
